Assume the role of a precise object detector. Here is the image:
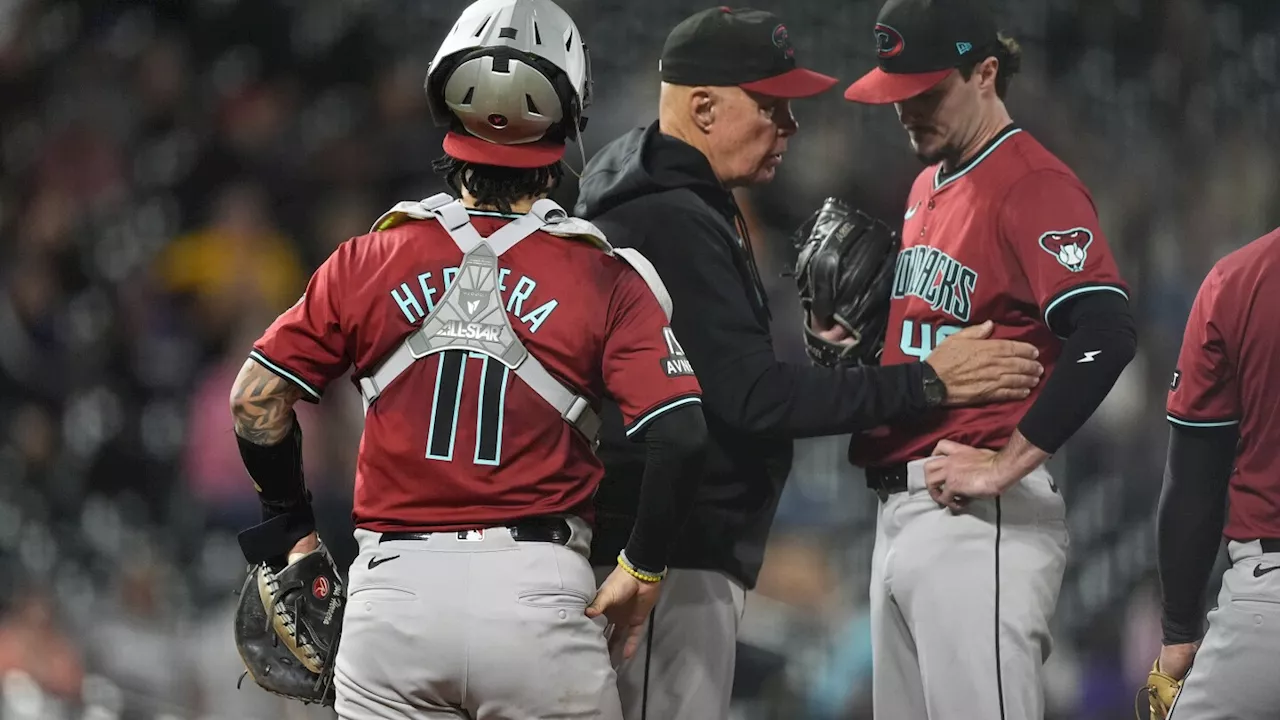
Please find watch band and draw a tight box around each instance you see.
[921,362,946,407]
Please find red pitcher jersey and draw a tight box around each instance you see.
[251,208,702,531]
[850,126,1128,467]
[1167,227,1280,540]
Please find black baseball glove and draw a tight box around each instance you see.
[233,515,346,706]
[791,197,901,367]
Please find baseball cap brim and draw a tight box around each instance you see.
[843,67,954,104]
[443,131,566,169]
[740,67,840,99]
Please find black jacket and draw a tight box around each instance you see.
[575,123,931,588]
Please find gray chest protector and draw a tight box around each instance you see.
[357,193,672,448]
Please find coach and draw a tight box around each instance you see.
[574,7,1043,720]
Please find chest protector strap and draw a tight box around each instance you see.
[358,193,670,447]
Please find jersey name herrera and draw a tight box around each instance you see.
[438,319,504,342]
[388,266,558,333]
[891,246,978,322]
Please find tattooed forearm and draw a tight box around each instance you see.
[230,359,305,446]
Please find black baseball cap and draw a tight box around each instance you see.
[844,0,999,104]
[660,7,838,99]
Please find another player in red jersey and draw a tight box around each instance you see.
[1146,226,1280,717]
[837,0,1137,717]
[227,2,707,718]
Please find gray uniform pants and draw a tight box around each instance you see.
[335,518,622,720]
[592,567,746,720]
[871,459,1068,720]
[1168,539,1280,719]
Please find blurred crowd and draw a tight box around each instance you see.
[0,1,1276,718]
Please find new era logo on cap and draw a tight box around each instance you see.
[957,42,973,54]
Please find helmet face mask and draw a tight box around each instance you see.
[425,0,591,165]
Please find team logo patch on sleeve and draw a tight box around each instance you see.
[1038,228,1093,272]
[660,327,694,377]
[1170,369,1181,390]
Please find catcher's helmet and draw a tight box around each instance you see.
[426,0,592,168]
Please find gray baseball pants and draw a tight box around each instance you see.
[334,517,622,719]
[592,566,746,720]
[870,459,1069,720]
[1168,539,1280,719]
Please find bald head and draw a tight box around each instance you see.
[657,81,798,188]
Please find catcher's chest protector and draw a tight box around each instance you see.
[358,193,671,447]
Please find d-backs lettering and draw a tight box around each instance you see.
[891,245,978,322]
[388,266,558,333]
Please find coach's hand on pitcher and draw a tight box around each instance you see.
[587,566,663,661]
[925,321,1043,405]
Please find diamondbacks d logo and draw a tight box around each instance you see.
[771,24,795,58]
[1039,228,1093,272]
[875,23,904,58]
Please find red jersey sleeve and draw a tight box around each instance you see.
[998,169,1129,333]
[602,268,702,436]
[250,244,353,402]
[1166,266,1241,427]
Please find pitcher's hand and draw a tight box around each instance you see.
[586,566,662,661]
[924,321,1043,406]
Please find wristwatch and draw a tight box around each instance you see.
[921,362,947,407]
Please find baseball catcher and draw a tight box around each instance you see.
[791,197,901,367]
[233,509,346,705]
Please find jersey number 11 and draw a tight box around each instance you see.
[425,350,509,465]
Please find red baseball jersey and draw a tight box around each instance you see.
[251,208,702,531]
[850,126,1128,467]
[1167,227,1280,540]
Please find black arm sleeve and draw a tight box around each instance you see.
[646,212,930,440]
[622,404,709,572]
[1017,291,1136,453]
[1157,423,1236,644]
[235,416,314,523]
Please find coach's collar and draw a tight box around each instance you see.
[933,123,1021,192]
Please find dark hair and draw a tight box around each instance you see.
[431,154,564,215]
[957,33,1022,99]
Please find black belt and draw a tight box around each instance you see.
[379,516,572,546]
[1261,539,1280,553]
[866,464,909,498]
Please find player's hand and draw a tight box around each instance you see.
[287,530,320,566]
[809,313,854,344]
[1158,642,1198,681]
[924,440,1013,511]
[586,566,663,661]
[924,321,1043,406]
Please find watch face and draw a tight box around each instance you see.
[923,375,945,406]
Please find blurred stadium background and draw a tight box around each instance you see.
[0,0,1277,718]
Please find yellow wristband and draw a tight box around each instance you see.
[617,551,665,584]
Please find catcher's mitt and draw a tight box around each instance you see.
[791,197,901,367]
[1138,658,1182,720]
[233,520,345,706]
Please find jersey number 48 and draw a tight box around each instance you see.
[900,320,962,361]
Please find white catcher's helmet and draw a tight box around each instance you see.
[426,0,592,168]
